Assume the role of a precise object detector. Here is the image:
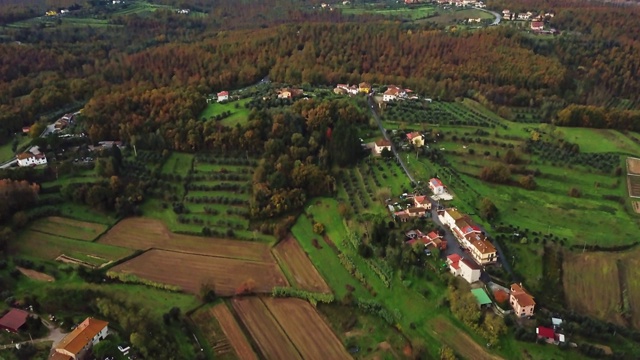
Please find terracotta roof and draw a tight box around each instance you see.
[17,153,34,160]
[0,309,29,332]
[447,254,461,263]
[407,132,421,140]
[408,207,426,214]
[359,82,370,88]
[414,195,429,204]
[375,139,391,147]
[217,91,228,96]
[511,283,536,307]
[430,178,443,187]
[466,233,497,255]
[384,87,399,96]
[426,231,440,240]
[55,318,108,355]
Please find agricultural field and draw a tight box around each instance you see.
[272,236,331,293]
[16,230,132,268]
[428,317,502,360]
[199,98,252,126]
[262,297,352,360]
[393,100,640,248]
[337,157,411,217]
[29,216,108,241]
[627,157,640,198]
[563,248,640,329]
[338,4,437,21]
[191,303,258,360]
[232,297,302,359]
[143,152,272,241]
[232,297,350,360]
[98,217,273,262]
[428,8,494,25]
[110,249,288,295]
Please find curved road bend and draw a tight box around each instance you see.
[366,96,513,278]
[477,8,501,26]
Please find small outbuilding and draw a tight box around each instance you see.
[0,308,29,333]
[471,288,493,308]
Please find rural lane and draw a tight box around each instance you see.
[366,95,513,278]
[478,8,501,26]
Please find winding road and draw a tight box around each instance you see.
[477,7,501,26]
[366,95,513,278]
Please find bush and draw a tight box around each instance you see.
[271,287,334,306]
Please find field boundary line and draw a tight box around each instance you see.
[227,299,270,359]
[259,297,305,360]
[144,247,277,263]
[29,229,94,242]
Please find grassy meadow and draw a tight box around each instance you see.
[199,98,252,126]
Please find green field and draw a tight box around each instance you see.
[339,4,437,21]
[199,98,252,126]
[0,134,30,163]
[16,230,132,267]
[428,8,493,25]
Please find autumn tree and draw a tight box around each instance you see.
[0,179,39,223]
[479,164,511,184]
[479,197,498,221]
[519,175,537,190]
[503,149,519,165]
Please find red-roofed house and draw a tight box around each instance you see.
[429,178,445,195]
[510,283,535,317]
[0,308,29,332]
[536,326,555,342]
[406,132,424,147]
[17,152,47,167]
[383,85,407,102]
[217,91,229,102]
[531,21,544,31]
[374,138,392,155]
[22,126,31,134]
[447,254,461,273]
[413,195,431,210]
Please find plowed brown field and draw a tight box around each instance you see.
[232,297,302,360]
[272,236,331,293]
[111,249,287,295]
[262,297,351,360]
[99,217,272,262]
[210,303,258,360]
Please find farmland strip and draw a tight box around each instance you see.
[261,297,351,360]
[211,303,258,360]
[232,297,302,360]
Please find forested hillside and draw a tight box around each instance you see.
[1,0,640,144]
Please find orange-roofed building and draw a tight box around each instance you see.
[510,283,535,317]
[51,317,109,360]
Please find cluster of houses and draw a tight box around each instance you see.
[0,309,110,360]
[501,10,557,33]
[383,85,417,102]
[333,82,371,95]
[434,0,486,8]
[438,207,497,265]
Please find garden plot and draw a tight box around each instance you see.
[29,216,108,241]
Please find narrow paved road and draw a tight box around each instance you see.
[367,95,513,278]
[477,8,501,26]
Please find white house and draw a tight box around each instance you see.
[447,254,481,283]
[217,91,229,102]
[17,153,47,167]
[382,85,406,102]
[428,178,445,195]
[52,318,109,360]
[374,138,392,155]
